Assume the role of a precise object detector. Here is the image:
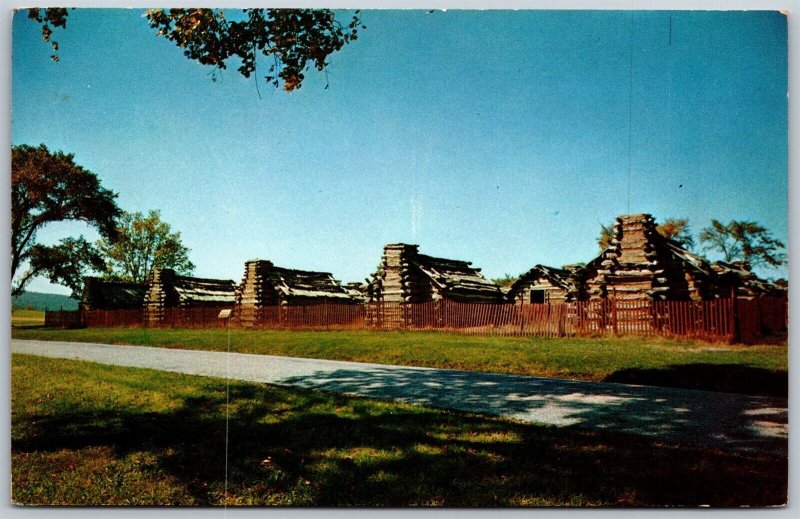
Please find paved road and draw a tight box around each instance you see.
[12,339,788,455]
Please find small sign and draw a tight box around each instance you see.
[218,309,232,319]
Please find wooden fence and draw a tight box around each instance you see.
[250,304,368,330]
[367,298,743,340]
[46,296,787,343]
[43,309,83,328]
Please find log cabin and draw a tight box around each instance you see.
[367,243,504,304]
[506,265,577,304]
[236,259,360,327]
[582,213,719,301]
[144,268,237,324]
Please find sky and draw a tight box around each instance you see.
[11,8,789,295]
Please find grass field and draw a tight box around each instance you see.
[11,309,45,326]
[11,354,787,506]
[12,327,788,396]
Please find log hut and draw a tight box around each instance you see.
[367,243,504,304]
[144,268,237,324]
[506,265,577,304]
[236,260,360,327]
[582,213,718,301]
[710,261,787,299]
[81,276,146,311]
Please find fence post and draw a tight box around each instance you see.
[651,300,658,333]
[611,288,618,335]
[599,296,608,333]
[557,303,566,337]
[730,286,739,344]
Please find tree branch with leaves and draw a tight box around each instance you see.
[656,217,695,250]
[699,219,786,269]
[25,7,68,61]
[26,7,363,92]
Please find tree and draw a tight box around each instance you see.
[597,222,615,251]
[698,219,786,269]
[27,8,363,92]
[16,237,107,297]
[491,274,519,288]
[12,144,121,296]
[656,217,695,250]
[97,210,195,284]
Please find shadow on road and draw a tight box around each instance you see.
[277,366,787,455]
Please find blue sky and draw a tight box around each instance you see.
[12,9,788,294]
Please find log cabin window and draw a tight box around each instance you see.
[529,289,546,304]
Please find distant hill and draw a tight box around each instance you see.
[12,291,79,311]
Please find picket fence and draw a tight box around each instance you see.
[43,296,787,343]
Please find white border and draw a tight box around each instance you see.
[2,2,797,518]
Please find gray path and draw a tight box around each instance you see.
[12,339,787,455]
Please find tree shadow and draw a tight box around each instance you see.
[603,364,787,398]
[274,366,787,455]
[13,377,787,506]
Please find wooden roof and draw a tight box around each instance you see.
[243,259,357,301]
[661,239,715,277]
[82,277,146,310]
[271,266,356,300]
[170,274,238,304]
[710,261,786,297]
[411,251,504,301]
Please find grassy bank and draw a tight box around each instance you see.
[12,327,787,396]
[11,354,786,506]
[11,309,45,326]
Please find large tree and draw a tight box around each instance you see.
[11,144,121,296]
[27,7,363,92]
[699,219,786,269]
[97,210,195,284]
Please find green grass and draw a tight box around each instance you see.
[11,354,786,506]
[11,309,45,326]
[12,327,788,396]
